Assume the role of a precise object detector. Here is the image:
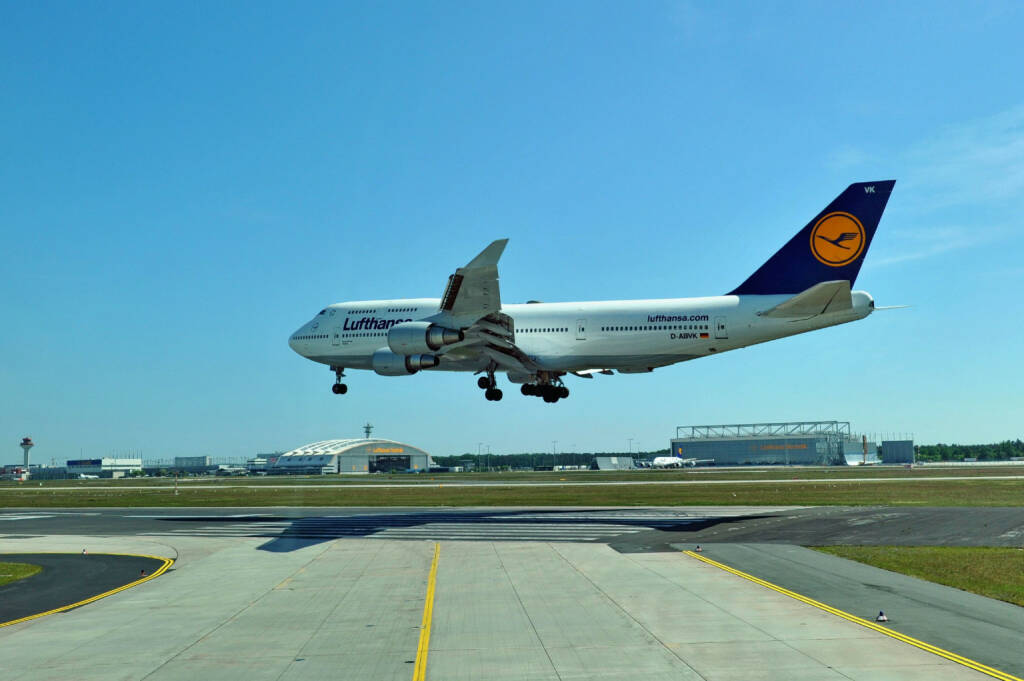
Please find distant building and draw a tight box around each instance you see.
[174,456,211,469]
[672,422,850,466]
[66,457,142,478]
[880,440,915,464]
[272,439,432,475]
[592,456,637,471]
[246,453,280,474]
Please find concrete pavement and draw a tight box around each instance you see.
[0,532,1006,681]
[680,543,1024,678]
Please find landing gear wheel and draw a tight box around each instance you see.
[478,376,491,389]
[485,388,503,401]
[558,386,569,399]
[331,366,347,395]
[521,384,532,396]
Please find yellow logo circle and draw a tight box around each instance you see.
[810,212,865,267]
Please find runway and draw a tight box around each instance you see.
[1,506,1021,681]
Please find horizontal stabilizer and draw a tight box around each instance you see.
[759,280,852,319]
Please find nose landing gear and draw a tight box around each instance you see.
[331,367,348,395]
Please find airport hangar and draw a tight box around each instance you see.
[670,421,915,466]
[270,438,434,474]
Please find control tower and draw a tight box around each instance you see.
[20,437,34,470]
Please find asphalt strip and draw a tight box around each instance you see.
[0,553,172,626]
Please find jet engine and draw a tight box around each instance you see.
[387,321,464,355]
[371,348,440,376]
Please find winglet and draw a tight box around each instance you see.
[464,239,508,269]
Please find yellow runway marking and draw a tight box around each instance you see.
[413,543,440,681]
[683,550,1022,681]
[0,553,174,628]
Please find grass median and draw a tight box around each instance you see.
[2,478,1024,507]
[814,546,1024,607]
[5,466,1024,488]
[0,562,42,587]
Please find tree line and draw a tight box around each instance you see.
[913,440,1024,462]
[432,449,669,470]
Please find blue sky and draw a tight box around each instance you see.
[2,1,1022,462]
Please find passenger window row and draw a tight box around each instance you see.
[294,335,328,340]
[600,325,708,332]
[520,327,569,333]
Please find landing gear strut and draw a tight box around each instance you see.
[477,369,502,401]
[331,367,348,395]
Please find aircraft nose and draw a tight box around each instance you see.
[288,330,303,355]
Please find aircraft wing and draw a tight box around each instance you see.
[427,239,543,374]
[431,239,508,328]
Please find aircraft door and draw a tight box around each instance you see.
[576,319,586,341]
[332,326,341,346]
[714,316,728,340]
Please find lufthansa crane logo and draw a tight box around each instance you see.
[810,211,865,267]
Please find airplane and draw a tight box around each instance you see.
[289,181,895,403]
[651,456,698,468]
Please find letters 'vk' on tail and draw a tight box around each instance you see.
[728,180,895,296]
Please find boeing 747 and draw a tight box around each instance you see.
[289,181,895,402]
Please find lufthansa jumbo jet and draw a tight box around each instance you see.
[290,181,895,403]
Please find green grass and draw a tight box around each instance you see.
[2,477,1024,507]
[814,546,1024,607]
[0,562,42,587]
[3,465,1023,488]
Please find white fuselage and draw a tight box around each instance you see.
[289,291,874,376]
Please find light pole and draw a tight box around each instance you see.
[627,438,633,454]
[477,442,483,471]
[487,445,491,472]
[552,441,558,470]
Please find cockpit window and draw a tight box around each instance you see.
[318,309,326,315]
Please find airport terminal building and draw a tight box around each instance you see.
[272,438,433,474]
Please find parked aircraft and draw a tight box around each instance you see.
[290,181,895,402]
[651,456,698,468]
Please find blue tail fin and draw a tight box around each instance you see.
[728,180,895,296]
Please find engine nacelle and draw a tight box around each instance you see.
[371,348,439,376]
[387,321,464,355]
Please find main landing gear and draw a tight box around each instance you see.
[521,383,569,403]
[331,367,348,395]
[477,372,503,401]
